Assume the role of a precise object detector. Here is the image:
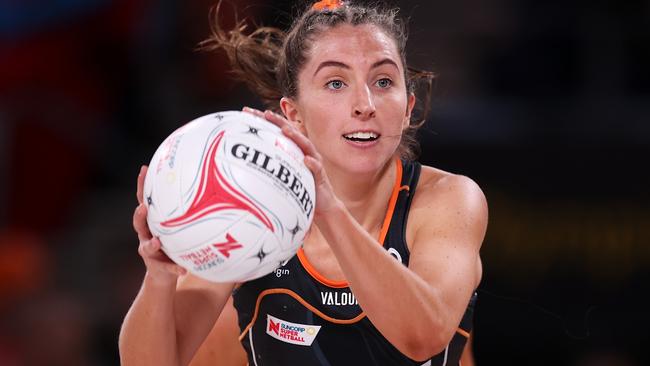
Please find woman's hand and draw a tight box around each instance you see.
[242,107,342,216]
[134,166,187,285]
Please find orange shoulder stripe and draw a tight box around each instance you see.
[378,159,404,246]
[297,158,403,288]
[456,327,470,338]
[297,249,348,288]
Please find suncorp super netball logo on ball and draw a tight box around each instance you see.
[266,315,321,346]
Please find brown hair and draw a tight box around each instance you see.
[200,1,434,160]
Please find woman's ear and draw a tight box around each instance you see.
[403,93,416,129]
[280,97,305,132]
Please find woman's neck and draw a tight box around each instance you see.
[323,158,397,234]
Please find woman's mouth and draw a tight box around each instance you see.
[342,131,380,142]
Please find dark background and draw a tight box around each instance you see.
[1,0,648,365]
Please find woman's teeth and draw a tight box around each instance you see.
[343,131,378,141]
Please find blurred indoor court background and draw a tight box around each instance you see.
[1,0,648,365]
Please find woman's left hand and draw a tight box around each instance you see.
[243,107,341,216]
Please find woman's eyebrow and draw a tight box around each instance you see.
[313,58,399,77]
[314,60,349,76]
[371,58,399,70]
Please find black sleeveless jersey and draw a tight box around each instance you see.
[233,159,476,366]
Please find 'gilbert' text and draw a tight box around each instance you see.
[231,143,314,218]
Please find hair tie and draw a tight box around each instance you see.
[312,0,345,11]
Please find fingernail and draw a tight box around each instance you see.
[243,106,251,112]
[139,165,145,176]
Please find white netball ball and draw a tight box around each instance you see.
[143,111,315,282]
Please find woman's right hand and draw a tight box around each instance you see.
[134,166,187,285]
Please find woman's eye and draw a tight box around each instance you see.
[376,78,392,88]
[326,80,345,90]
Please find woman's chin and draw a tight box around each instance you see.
[328,154,395,176]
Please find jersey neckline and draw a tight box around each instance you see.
[296,158,404,288]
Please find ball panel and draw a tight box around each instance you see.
[218,149,313,252]
[157,210,247,253]
[220,130,314,225]
[166,215,280,282]
[217,229,285,282]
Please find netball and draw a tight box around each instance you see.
[143,111,315,282]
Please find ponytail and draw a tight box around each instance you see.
[199,2,286,111]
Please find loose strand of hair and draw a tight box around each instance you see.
[198,1,286,111]
[397,66,435,160]
[407,66,436,128]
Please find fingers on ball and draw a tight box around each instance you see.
[136,165,148,204]
[133,204,152,240]
[137,236,159,257]
[242,106,264,118]
[264,110,289,128]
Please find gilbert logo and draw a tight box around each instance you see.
[266,315,321,346]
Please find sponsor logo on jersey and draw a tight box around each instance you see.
[274,267,290,278]
[320,291,359,306]
[266,315,321,346]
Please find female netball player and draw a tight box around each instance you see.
[119,1,487,365]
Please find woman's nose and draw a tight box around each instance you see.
[352,84,376,119]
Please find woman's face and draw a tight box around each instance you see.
[282,24,415,175]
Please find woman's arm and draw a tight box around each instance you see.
[316,174,487,361]
[189,296,248,366]
[118,166,235,366]
[119,273,234,366]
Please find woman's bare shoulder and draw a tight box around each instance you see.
[408,164,488,237]
[416,165,485,202]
